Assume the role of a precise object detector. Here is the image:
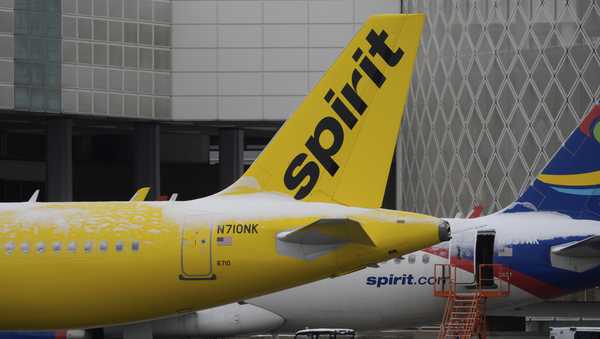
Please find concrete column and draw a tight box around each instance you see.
[46,118,73,202]
[133,123,160,200]
[219,128,244,189]
[0,133,7,158]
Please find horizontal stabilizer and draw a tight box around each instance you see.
[552,235,600,257]
[27,190,39,203]
[277,219,375,247]
[130,187,150,202]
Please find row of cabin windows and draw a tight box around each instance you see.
[3,240,140,254]
[393,253,430,265]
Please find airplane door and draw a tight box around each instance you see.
[475,230,495,287]
[180,224,214,279]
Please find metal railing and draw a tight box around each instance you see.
[433,263,511,297]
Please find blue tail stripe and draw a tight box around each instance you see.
[550,186,600,196]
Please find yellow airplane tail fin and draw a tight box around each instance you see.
[221,14,424,208]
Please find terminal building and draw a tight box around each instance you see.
[2,0,597,216]
[1,0,600,334]
[400,0,600,217]
[0,0,403,204]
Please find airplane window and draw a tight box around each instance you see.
[84,241,93,253]
[68,241,77,253]
[99,240,108,252]
[36,242,45,253]
[116,240,124,252]
[408,254,416,264]
[132,240,140,251]
[52,241,61,252]
[422,254,430,264]
[5,241,14,254]
[21,242,30,254]
[394,257,404,264]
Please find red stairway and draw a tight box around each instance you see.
[433,264,511,339]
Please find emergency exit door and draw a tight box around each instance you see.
[180,225,213,279]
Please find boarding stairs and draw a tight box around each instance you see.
[433,264,511,339]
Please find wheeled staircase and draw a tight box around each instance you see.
[433,264,511,339]
[438,292,486,339]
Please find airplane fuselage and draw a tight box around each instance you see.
[240,211,600,331]
[0,193,443,330]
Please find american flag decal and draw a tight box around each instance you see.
[217,236,232,246]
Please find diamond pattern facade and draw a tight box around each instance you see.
[400,0,600,217]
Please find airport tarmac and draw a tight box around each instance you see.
[236,330,547,339]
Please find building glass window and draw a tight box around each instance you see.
[79,42,92,64]
[0,11,13,33]
[154,97,169,118]
[94,92,107,113]
[139,48,152,69]
[79,92,92,112]
[124,70,137,91]
[153,1,169,22]
[124,46,137,68]
[139,72,152,94]
[124,0,137,19]
[78,18,92,39]
[93,20,107,41]
[64,0,76,13]
[63,16,77,38]
[94,44,107,65]
[154,49,169,70]
[94,0,107,16]
[140,95,152,117]
[0,36,14,59]
[94,68,107,89]
[110,94,123,114]
[124,22,137,43]
[109,0,122,17]
[124,94,137,115]
[140,0,152,20]
[109,45,123,66]
[78,0,92,15]
[139,23,152,45]
[109,69,123,90]
[154,26,169,46]
[109,21,122,42]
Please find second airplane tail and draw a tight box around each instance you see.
[503,103,600,221]
[220,14,425,208]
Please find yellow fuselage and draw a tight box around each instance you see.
[0,193,443,330]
